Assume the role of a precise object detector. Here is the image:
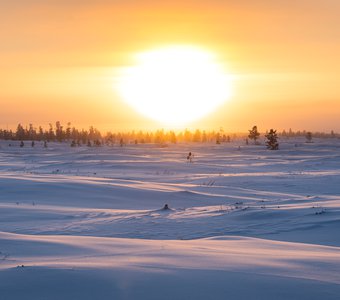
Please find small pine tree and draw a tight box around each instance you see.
[306,132,313,143]
[248,126,260,144]
[330,130,335,138]
[265,129,279,150]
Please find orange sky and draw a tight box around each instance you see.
[1,0,339,132]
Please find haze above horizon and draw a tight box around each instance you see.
[1,0,339,131]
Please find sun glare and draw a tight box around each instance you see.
[117,46,232,126]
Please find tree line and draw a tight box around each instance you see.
[0,123,235,145]
[0,122,102,144]
[0,122,338,147]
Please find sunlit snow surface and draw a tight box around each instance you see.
[1,138,340,299]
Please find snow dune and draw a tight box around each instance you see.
[1,138,340,299]
[1,232,340,300]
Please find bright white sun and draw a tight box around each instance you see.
[117,45,232,126]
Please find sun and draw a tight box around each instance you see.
[117,45,232,126]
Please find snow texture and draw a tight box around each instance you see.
[1,138,340,299]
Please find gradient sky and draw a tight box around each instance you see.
[1,0,339,132]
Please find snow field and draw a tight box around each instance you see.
[0,138,340,299]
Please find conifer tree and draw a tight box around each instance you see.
[306,132,313,143]
[265,129,279,150]
[16,124,25,140]
[248,126,260,144]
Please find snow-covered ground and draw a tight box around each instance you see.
[1,138,340,299]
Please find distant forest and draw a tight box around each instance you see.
[0,122,338,146]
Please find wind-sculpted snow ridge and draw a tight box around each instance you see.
[0,232,340,300]
[0,138,340,299]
